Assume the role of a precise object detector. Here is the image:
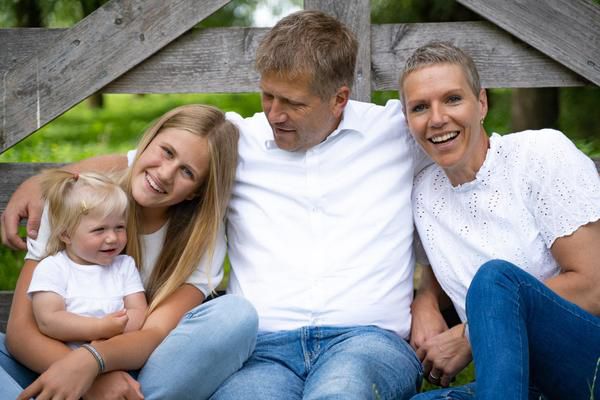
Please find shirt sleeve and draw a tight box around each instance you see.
[118,255,145,296]
[28,256,68,298]
[185,223,226,296]
[528,129,600,246]
[25,203,51,261]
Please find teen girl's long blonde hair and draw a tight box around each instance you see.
[123,104,239,313]
[40,170,128,257]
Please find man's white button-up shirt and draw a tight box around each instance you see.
[226,100,428,338]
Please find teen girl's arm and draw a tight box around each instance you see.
[1,154,128,250]
[5,260,71,372]
[18,284,205,400]
[547,219,600,316]
[31,292,130,342]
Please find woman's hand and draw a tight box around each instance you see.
[416,323,472,387]
[18,347,99,400]
[83,371,144,400]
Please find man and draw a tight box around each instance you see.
[2,10,428,399]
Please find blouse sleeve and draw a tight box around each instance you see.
[185,223,226,296]
[528,129,600,247]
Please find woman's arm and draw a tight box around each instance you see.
[547,219,600,315]
[98,284,203,371]
[31,292,129,342]
[1,154,128,250]
[123,292,148,333]
[5,260,71,372]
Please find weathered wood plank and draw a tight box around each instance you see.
[0,0,231,153]
[0,163,64,215]
[0,291,12,334]
[0,22,585,99]
[372,21,585,91]
[305,0,372,102]
[457,0,600,86]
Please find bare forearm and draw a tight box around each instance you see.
[414,265,449,309]
[545,271,600,315]
[63,154,128,174]
[36,312,111,342]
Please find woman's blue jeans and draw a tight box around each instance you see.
[0,294,258,400]
[210,325,423,400]
[413,260,600,400]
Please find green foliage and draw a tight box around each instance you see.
[0,93,262,163]
[419,363,475,392]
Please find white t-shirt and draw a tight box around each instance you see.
[28,251,144,317]
[28,251,144,347]
[413,129,600,321]
[226,99,429,338]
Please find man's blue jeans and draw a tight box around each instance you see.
[0,295,258,400]
[412,260,600,400]
[210,325,423,400]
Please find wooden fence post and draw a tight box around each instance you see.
[305,0,372,102]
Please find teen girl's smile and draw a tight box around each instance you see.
[131,128,210,216]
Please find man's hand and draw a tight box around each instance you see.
[416,323,472,387]
[1,175,44,250]
[409,293,449,351]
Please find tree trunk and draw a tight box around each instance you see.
[511,88,559,132]
[15,0,43,27]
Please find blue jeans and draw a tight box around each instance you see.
[412,260,600,400]
[411,382,545,400]
[0,295,258,400]
[210,325,423,400]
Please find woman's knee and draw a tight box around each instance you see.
[466,260,519,309]
[208,295,258,336]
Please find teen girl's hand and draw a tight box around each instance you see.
[18,347,99,400]
[84,371,144,400]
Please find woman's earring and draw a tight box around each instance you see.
[480,119,485,125]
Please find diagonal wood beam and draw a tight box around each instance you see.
[456,0,600,87]
[0,0,230,153]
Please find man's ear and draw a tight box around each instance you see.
[331,86,350,119]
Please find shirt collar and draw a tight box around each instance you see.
[263,100,363,150]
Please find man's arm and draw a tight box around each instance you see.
[1,154,127,250]
[410,264,450,350]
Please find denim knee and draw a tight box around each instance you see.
[187,295,258,355]
[466,260,520,307]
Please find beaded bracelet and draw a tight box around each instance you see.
[81,343,105,374]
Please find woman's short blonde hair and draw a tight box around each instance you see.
[399,41,481,110]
